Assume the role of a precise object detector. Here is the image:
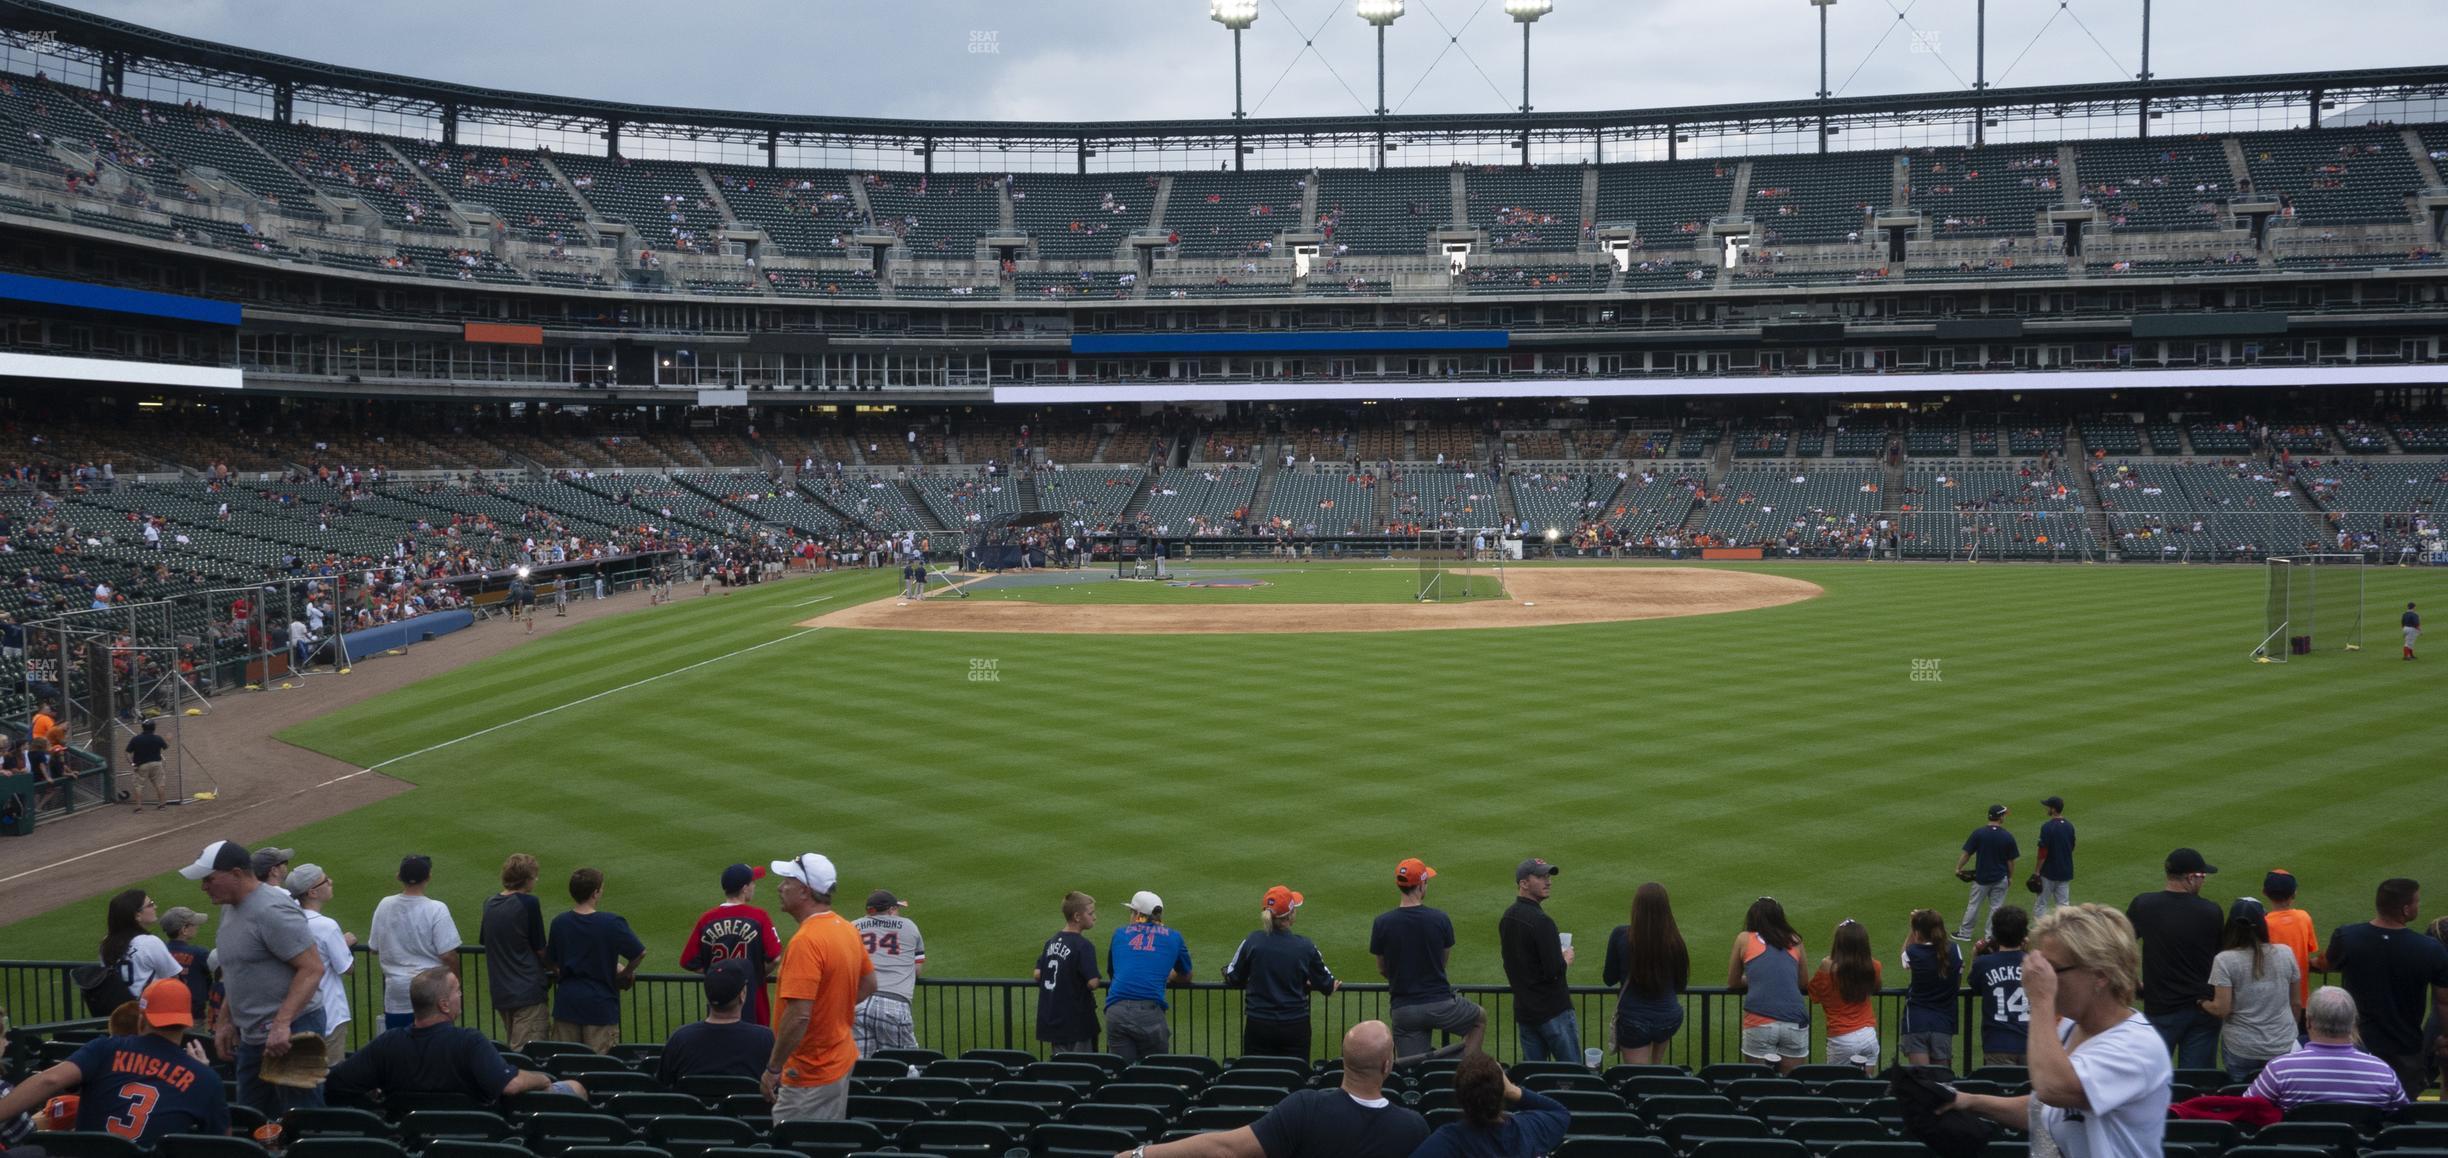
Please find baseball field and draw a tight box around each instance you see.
[4,560,2444,1048]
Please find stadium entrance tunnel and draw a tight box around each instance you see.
[803,567,1822,634]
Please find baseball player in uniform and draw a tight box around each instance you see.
[851,890,924,1055]
[2404,601,2420,660]
[554,576,570,617]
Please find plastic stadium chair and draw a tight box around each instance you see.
[1660,1114,1774,1147]
[1058,1102,1168,1143]
[1823,1145,1935,1158]
[853,1057,913,1081]
[1974,1144,2028,1158]
[2247,1121,2362,1153]
[1087,1082,1190,1117]
[1522,1071,1612,1094]
[605,1092,708,1123]
[559,1148,671,1158]
[1509,1061,1595,1081]
[2161,1118,2241,1153]
[874,1047,947,1068]
[885,1074,979,1111]
[1195,1084,1287,1108]
[1552,1137,1675,1158]
[1543,1089,1630,1114]
[1028,1122,1143,1158]
[1143,1054,1223,1081]
[1228,1054,1308,1073]
[418,1142,533,1158]
[1560,1112,1647,1139]
[2286,1101,2386,1135]
[574,1070,663,1096]
[1619,1074,1712,1098]
[642,1113,763,1158]
[518,1040,596,1059]
[2375,1125,2448,1151]
[502,1092,595,1119]
[1178,1106,1266,1131]
[948,1098,1054,1130]
[769,1117,889,1158]
[1778,1117,1891,1148]
[1788,1064,1872,1087]
[401,1110,516,1144]
[1048,1052,1127,1075]
[1216,1066,1303,1091]
[285,1139,412,1158]
[157,1135,275,1158]
[385,1091,488,1118]
[1721,1077,1810,1105]
[35,1135,149,1158]
[1967,1065,2030,1087]
[2405,1105,2448,1125]
[1690,1140,1809,1158]
[1020,1061,1111,1091]
[1602,1065,1689,1084]
[928,1058,1018,1085]
[843,1094,934,1134]
[895,1119,1019,1157]
[284,1107,399,1140]
[986,1080,1083,1110]
[1749,1095,1851,1126]
[1120,1063,1211,1092]
[2216,1150,2333,1158]
[675,1074,764,1106]
[962,1048,1040,1069]
[1700,1064,1777,1087]
[608,1043,662,1066]
[524,1111,637,1154]
[1819,1079,1889,1102]
[226,1105,270,1135]
[1630,1093,1737,1119]
[545,1053,632,1075]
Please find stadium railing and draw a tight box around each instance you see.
[11,947,2307,1070]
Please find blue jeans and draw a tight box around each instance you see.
[2150,1007,2219,1071]
[1517,1009,1582,1064]
[235,1007,327,1120]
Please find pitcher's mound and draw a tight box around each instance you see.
[803,567,1821,635]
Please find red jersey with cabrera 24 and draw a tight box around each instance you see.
[681,903,784,1025]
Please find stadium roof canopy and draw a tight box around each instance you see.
[4,0,2446,168]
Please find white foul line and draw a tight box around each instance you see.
[0,628,822,888]
[792,594,836,607]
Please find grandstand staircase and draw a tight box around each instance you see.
[537,153,612,236]
[1578,168,1601,254]
[1017,473,1041,511]
[1447,169,1468,228]
[1089,428,1116,464]
[1299,171,1321,232]
[2063,429,2115,556]
[1373,472,1394,532]
[1247,438,1284,521]
[1145,176,1173,236]
[2407,130,2446,206]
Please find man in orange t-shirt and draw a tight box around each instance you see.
[2262,870,2319,1009]
[762,852,874,1121]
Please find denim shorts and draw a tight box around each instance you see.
[1614,1007,1685,1050]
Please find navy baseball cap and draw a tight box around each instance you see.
[2263,869,2298,899]
[721,864,765,894]
[2166,848,2218,875]
[1987,804,2010,819]
[397,854,432,885]
[703,960,751,1007]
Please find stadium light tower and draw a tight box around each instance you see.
[1503,0,1551,167]
[1210,0,1259,120]
[1809,0,1836,154]
[1357,0,1405,118]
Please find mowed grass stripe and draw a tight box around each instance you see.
[2,563,2440,1025]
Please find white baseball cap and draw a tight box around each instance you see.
[178,839,252,880]
[1127,890,1164,916]
[769,853,839,896]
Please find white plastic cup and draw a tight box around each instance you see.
[1559,932,1574,952]
[1583,1047,1603,1070]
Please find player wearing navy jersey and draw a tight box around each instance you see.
[2403,602,2419,660]
[680,865,783,1026]
[0,978,228,1146]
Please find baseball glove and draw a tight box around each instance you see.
[2025,873,2043,895]
[258,1033,330,1089]
[1954,869,1976,883]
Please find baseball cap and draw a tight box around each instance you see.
[866,889,906,913]
[1127,890,1164,916]
[1516,858,1561,881]
[251,847,294,879]
[2166,848,2219,876]
[397,854,432,885]
[285,864,330,898]
[2040,795,2065,812]
[1395,858,1437,888]
[2263,869,2299,899]
[159,906,209,937]
[2228,897,2268,923]
[41,1095,78,1131]
[703,960,751,1007]
[1987,804,2010,819]
[1262,886,1303,917]
[721,864,766,895]
[140,979,193,1029]
[178,840,252,880]
[769,853,838,896]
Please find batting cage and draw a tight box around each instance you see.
[1413,528,1508,602]
[2253,553,2365,662]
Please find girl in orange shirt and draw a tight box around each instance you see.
[1810,919,1883,1073]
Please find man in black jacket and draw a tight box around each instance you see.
[1499,858,1578,1063]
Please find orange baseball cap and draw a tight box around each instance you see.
[1396,858,1437,888]
[1262,886,1303,916]
[42,1095,79,1130]
[140,978,193,1029]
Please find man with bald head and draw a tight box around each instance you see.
[1114,1021,1427,1158]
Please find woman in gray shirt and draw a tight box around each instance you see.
[2201,897,2301,1082]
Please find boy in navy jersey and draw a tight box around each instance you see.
[0,978,228,1146]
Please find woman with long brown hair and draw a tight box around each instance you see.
[1601,882,1689,1064]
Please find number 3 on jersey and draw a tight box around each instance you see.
[105,1082,158,1140]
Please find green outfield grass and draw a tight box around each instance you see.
[7,561,2444,1053]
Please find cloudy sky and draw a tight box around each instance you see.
[47,0,2443,124]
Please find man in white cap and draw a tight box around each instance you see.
[762,853,874,1121]
[852,889,924,1057]
[286,865,355,1065]
[180,839,327,1118]
[1105,890,1192,1063]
